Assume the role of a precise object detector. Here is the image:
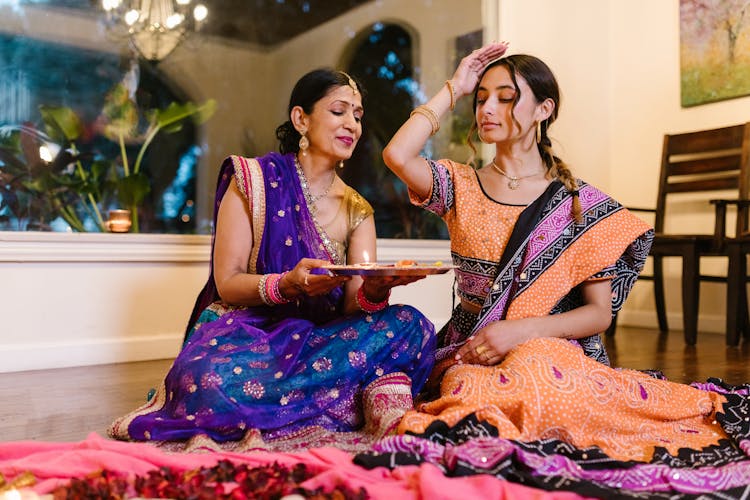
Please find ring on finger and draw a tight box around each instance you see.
[304,272,309,287]
[475,345,488,356]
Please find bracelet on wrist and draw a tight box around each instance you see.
[445,80,456,111]
[356,285,390,313]
[266,271,293,305]
[258,274,272,306]
[259,272,292,306]
[409,105,440,136]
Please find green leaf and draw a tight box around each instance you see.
[101,83,140,141]
[151,99,217,130]
[162,123,184,134]
[116,172,151,207]
[0,127,21,150]
[90,160,112,183]
[39,106,83,142]
[21,177,49,193]
[0,147,27,172]
[193,99,217,124]
[49,172,82,188]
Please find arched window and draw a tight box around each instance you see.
[341,22,448,240]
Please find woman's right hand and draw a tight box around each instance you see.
[451,41,510,97]
[282,258,351,297]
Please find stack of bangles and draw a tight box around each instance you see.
[356,285,390,313]
[410,105,440,136]
[258,271,293,306]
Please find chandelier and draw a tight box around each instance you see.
[101,0,208,62]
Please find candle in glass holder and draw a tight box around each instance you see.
[106,209,132,233]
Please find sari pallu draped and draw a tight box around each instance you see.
[437,179,655,365]
[109,152,436,445]
[402,179,660,437]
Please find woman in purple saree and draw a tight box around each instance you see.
[109,69,436,449]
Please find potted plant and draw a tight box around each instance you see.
[0,78,215,233]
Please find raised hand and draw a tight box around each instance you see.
[451,41,510,97]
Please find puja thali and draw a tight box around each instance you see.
[320,262,457,276]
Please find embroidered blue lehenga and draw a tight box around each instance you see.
[109,152,436,445]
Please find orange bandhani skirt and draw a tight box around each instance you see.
[399,338,727,462]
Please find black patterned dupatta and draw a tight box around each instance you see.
[472,180,654,365]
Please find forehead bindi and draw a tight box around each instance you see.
[330,85,361,101]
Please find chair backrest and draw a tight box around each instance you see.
[654,122,750,235]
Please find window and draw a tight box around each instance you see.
[0,0,483,237]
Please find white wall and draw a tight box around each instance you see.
[0,233,208,372]
[0,234,451,373]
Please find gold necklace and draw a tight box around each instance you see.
[489,160,544,190]
[295,156,337,204]
[310,173,336,203]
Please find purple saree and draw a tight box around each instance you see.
[109,152,436,445]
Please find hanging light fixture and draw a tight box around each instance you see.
[101,0,208,62]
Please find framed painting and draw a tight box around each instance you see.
[680,0,750,107]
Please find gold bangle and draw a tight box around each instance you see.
[410,105,440,136]
[445,80,456,111]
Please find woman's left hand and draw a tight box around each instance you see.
[456,318,535,365]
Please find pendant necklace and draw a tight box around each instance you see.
[489,160,544,190]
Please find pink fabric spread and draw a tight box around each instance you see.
[0,433,588,499]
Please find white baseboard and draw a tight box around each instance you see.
[0,334,183,374]
[0,315,454,374]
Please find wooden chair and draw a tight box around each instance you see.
[722,199,750,344]
[607,122,750,345]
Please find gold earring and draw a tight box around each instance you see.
[536,121,542,144]
[298,132,309,156]
[338,160,344,169]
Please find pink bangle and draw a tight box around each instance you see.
[265,272,292,305]
[356,285,390,313]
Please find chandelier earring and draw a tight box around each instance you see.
[298,131,309,156]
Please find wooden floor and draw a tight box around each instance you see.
[1,325,748,443]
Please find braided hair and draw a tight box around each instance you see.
[275,68,366,154]
[466,54,582,222]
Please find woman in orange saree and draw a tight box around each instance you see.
[365,43,750,499]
